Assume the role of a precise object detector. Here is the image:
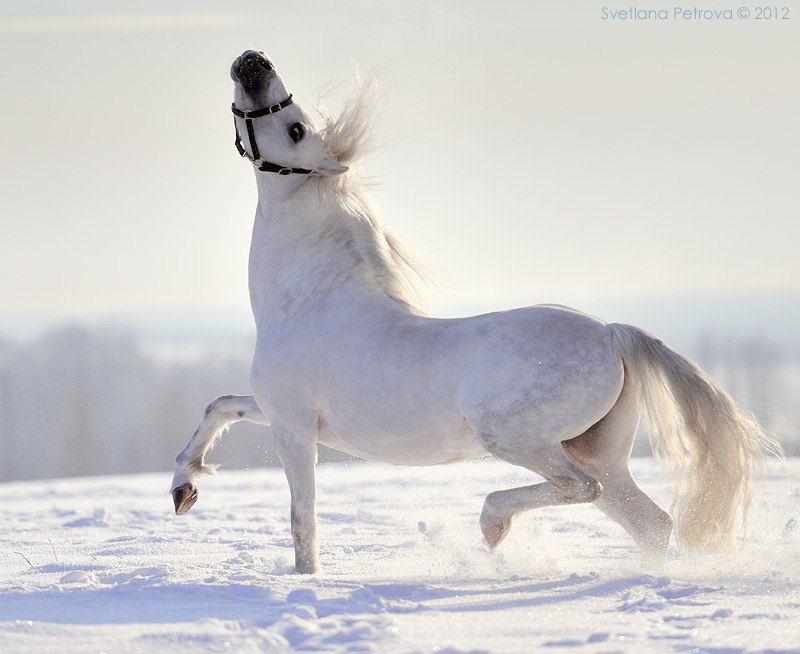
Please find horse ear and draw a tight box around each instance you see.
[316,157,349,176]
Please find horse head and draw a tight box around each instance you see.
[230,50,348,177]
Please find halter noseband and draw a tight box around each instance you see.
[231,94,313,176]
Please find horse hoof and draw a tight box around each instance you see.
[482,521,511,549]
[172,483,198,515]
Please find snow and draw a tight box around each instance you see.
[1,458,798,653]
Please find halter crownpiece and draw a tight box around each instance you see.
[231,94,314,175]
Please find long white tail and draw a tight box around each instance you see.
[608,323,783,550]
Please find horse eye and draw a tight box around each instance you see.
[289,122,306,143]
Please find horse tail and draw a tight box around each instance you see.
[607,323,783,550]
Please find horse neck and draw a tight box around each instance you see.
[249,178,426,327]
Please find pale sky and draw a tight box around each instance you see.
[1,1,798,322]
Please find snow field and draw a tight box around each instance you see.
[1,458,798,653]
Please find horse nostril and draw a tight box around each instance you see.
[240,50,272,68]
[232,50,274,87]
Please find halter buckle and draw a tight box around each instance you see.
[277,167,293,175]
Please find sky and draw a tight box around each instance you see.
[1,1,798,324]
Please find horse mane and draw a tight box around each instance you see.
[310,74,435,315]
[315,71,378,168]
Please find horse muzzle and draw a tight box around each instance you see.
[230,50,274,89]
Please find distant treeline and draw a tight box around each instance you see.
[0,326,274,482]
[0,324,796,482]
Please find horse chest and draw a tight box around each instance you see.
[252,321,317,385]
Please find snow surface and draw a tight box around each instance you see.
[1,458,798,653]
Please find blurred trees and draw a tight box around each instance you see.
[0,326,269,482]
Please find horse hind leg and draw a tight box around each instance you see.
[563,373,673,568]
[480,374,673,567]
[591,470,672,568]
[480,451,603,549]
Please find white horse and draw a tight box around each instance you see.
[171,50,781,574]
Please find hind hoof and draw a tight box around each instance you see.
[482,520,511,549]
[172,483,198,515]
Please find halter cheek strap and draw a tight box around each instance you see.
[231,94,314,176]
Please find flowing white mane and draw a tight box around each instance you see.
[315,72,378,168]
[311,75,434,315]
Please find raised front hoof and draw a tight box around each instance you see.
[481,520,511,549]
[172,483,198,515]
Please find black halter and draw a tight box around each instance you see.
[231,94,314,175]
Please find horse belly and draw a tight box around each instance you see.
[317,404,487,466]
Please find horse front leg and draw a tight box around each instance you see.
[171,394,269,514]
[274,429,320,574]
